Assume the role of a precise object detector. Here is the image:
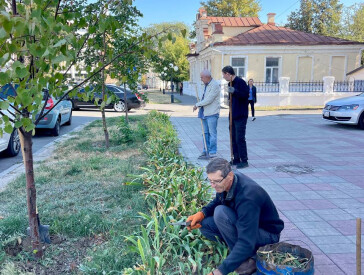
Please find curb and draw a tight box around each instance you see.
[0,122,92,192]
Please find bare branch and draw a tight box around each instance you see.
[55,0,62,19]
[0,111,15,123]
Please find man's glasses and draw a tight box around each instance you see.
[206,173,228,185]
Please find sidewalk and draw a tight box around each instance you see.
[170,94,364,274]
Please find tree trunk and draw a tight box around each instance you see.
[19,128,43,257]
[101,32,110,149]
[124,83,128,124]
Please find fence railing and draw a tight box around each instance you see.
[254,82,279,93]
[289,81,323,92]
[333,80,364,92]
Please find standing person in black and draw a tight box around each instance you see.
[248,79,257,121]
[222,66,250,169]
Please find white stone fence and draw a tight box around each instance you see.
[183,77,364,107]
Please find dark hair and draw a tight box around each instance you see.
[249,79,253,81]
[222,66,235,75]
[206,158,232,178]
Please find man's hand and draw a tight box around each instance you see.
[207,269,223,275]
[193,105,198,112]
[227,87,235,94]
[186,211,204,230]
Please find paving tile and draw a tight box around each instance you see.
[282,210,323,222]
[315,243,356,254]
[305,183,335,191]
[266,191,296,201]
[274,200,308,210]
[315,264,346,274]
[295,222,341,237]
[309,235,352,245]
[329,198,364,209]
[328,220,358,236]
[301,199,337,210]
[316,190,351,199]
[281,184,312,192]
[290,191,323,200]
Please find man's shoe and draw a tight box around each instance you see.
[198,152,207,159]
[237,162,249,169]
[235,258,256,275]
[252,117,256,121]
[229,159,240,165]
[209,153,217,158]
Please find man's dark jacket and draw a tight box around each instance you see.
[229,77,249,119]
[201,171,284,275]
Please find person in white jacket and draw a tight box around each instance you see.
[193,70,221,158]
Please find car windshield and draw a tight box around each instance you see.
[0,84,18,98]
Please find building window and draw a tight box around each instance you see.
[231,57,245,78]
[266,57,279,83]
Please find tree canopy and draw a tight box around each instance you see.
[200,0,261,17]
[285,0,343,37]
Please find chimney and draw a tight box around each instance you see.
[267,13,276,26]
[197,7,207,20]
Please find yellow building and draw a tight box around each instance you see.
[186,8,364,99]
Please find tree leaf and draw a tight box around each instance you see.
[181,29,187,37]
[0,100,9,110]
[53,39,67,48]
[0,27,8,39]
[4,123,13,134]
[0,72,10,85]
[15,67,29,78]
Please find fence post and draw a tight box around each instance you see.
[323,76,335,94]
[279,77,290,94]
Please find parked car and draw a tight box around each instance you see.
[1,84,72,138]
[142,84,148,90]
[35,91,73,136]
[322,93,364,129]
[71,84,144,112]
[0,84,21,156]
[137,84,142,90]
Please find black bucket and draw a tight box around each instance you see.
[256,242,314,275]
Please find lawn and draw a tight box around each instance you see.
[145,89,181,104]
[0,116,150,274]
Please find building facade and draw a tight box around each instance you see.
[185,8,364,103]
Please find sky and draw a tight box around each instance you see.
[133,0,360,29]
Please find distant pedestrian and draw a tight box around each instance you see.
[193,69,221,159]
[248,79,257,121]
[171,83,174,92]
[222,66,250,169]
[180,82,183,96]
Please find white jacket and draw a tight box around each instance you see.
[195,79,220,116]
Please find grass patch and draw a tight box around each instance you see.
[0,115,150,274]
[145,89,181,104]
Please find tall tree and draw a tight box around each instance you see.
[200,0,261,17]
[339,4,364,42]
[286,0,343,37]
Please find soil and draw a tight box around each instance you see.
[4,234,105,274]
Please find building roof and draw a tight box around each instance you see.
[201,16,262,27]
[214,24,364,46]
[347,65,364,76]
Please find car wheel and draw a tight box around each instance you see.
[114,100,126,112]
[65,111,72,126]
[5,129,21,157]
[359,112,364,130]
[51,117,61,136]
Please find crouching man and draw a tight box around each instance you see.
[187,158,284,275]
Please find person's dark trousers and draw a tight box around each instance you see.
[231,117,248,163]
[248,100,255,117]
[200,205,280,254]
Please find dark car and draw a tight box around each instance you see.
[142,84,148,90]
[71,84,144,112]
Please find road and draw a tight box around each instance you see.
[0,109,122,173]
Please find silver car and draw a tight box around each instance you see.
[322,93,364,129]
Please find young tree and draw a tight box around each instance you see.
[0,0,168,257]
[286,0,343,37]
[200,0,261,17]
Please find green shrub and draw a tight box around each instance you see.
[123,110,228,274]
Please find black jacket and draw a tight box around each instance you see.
[229,77,249,119]
[249,85,257,103]
[202,171,284,275]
